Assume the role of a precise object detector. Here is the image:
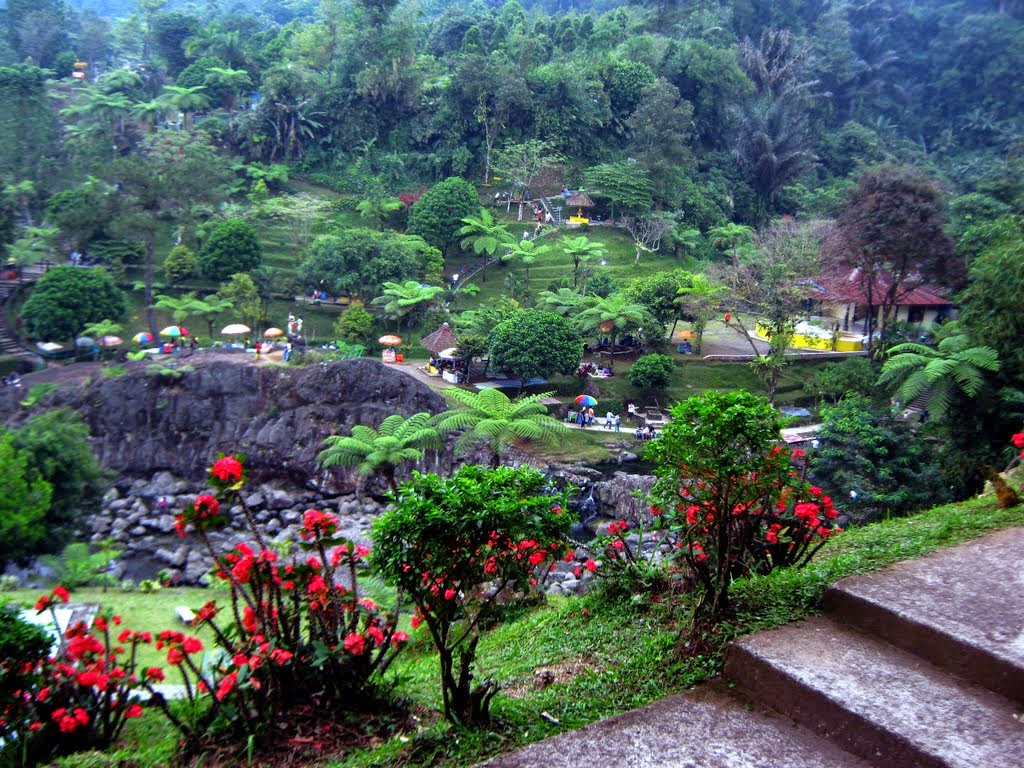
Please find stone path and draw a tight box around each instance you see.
[481,526,1024,768]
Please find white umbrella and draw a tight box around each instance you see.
[220,323,251,335]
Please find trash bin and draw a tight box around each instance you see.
[395,353,404,363]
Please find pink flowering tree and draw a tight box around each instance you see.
[167,455,408,748]
[646,392,842,635]
[371,465,571,726]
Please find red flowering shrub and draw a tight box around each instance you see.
[168,456,407,747]
[371,465,571,726]
[647,392,841,634]
[0,588,158,765]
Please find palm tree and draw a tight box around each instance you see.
[676,274,727,353]
[459,208,515,282]
[560,235,607,289]
[434,389,567,468]
[502,238,551,285]
[708,223,755,273]
[356,195,404,231]
[372,280,444,332]
[319,413,441,491]
[204,67,253,112]
[575,293,653,369]
[536,287,585,316]
[878,326,1001,420]
[154,292,198,326]
[158,85,211,130]
[131,99,164,133]
[190,294,235,338]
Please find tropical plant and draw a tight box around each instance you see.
[877,324,1001,420]
[488,310,582,391]
[372,280,444,332]
[356,195,403,231]
[560,235,607,289]
[459,208,515,282]
[501,238,550,284]
[434,388,567,467]
[318,413,442,491]
[574,293,653,368]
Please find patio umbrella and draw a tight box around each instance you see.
[220,323,251,335]
[263,327,284,338]
[98,335,124,347]
[160,325,189,337]
[132,331,154,344]
[75,336,96,348]
[420,322,459,354]
[575,394,598,407]
[675,330,698,340]
[378,335,403,347]
[437,347,462,359]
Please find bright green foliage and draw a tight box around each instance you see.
[333,301,375,344]
[625,269,693,327]
[647,391,840,631]
[488,310,582,388]
[811,394,948,522]
[45,182,113,251]
[878,325,1001,420]
[319,413,441,491]
[371,464,571,725]
[708,222,755,268]
[957,217,1024,385]
[356,195,404,231]
[154,292,198,325]
[560,235,607,289]
[21,266,125,341]
[12,409,107,549]
[406,177,480,253]
[298,228,433,301]
[0,66,56,185]
[0,431,52,567]
[675,273,727,353]
[372,280,444,331]
[585,162,654,218]
[435,388,567,467]
[199,219,262,280]
[804,358,878,405]
[39,541,122,589]
[215,273,262,328]
[574,293,653,366]
[459,208,515,257]
[501,238,550,283]
[629,353,675,392]
[163,244,199,283]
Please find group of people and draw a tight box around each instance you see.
[634,425,658,441]
[580,362,613,378]
[2,373,21,387]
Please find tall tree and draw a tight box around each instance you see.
[458,208,515,281]
[487,310,582,391]
[492,139,563,221]
[560,235,607,290]
[406,177,480,256]
[825,165,961,345]
[575,293,652,369]
[372,280,444,332]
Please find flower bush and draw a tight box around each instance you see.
[371,465,571,726]
[646,392,842,634]
[0,588,155,766]
[167,455,407,747]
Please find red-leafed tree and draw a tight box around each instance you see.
[824,165,962,345]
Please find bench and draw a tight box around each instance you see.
[175,606,196,626]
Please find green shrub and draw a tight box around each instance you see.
[199,219,262,280]
[629,353,675,391]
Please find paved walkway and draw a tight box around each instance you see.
[482,526,1024,768]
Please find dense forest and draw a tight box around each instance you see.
[0,0,1023,502]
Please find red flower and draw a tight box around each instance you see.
[391,631,410,646]
[1011,433,1024,449]
[124,703,144,719]
[270,648,294,664]
[301,509,339,540]
[343,633,366,656]
[183,636,203,654]
[167,648,185,665]
[724,312,732,322]
[52,586,70,603]
[410,614,422,629]
[211,455,243,482]
[584,559,598,572]
[145,667,165,682]
[194,494,220,518]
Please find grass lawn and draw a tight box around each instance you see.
[0,587,224,670]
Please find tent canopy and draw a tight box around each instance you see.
[420,322,459,354]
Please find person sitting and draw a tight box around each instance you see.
[566,409,577,423]
[600,366,613,377]
[634,425,645,440]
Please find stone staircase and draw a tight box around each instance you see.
[0,263,51,366]
[726,526,1024,768]
[481,526,1024,768]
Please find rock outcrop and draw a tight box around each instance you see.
[5,355,448,492]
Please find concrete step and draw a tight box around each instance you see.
[478,685,872,768]
[823,527,1024,703]
[725,616,1024,768]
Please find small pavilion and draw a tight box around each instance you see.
[565,190,595,225]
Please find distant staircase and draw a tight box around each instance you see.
[0,262,52,366]
[538,194,563,226]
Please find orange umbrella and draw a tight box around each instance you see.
[378,335,403,346]
[264,327,284,338]
[675,330,698,340]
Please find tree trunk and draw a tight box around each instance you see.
[145,232,157,338]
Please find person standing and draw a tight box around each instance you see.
[254,340,261,361]
[605,410,614,429]
[613,414,621,432]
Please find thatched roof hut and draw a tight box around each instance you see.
[420,322,459,354]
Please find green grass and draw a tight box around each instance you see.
[323,493,1024,768]
[0,586,224,670]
